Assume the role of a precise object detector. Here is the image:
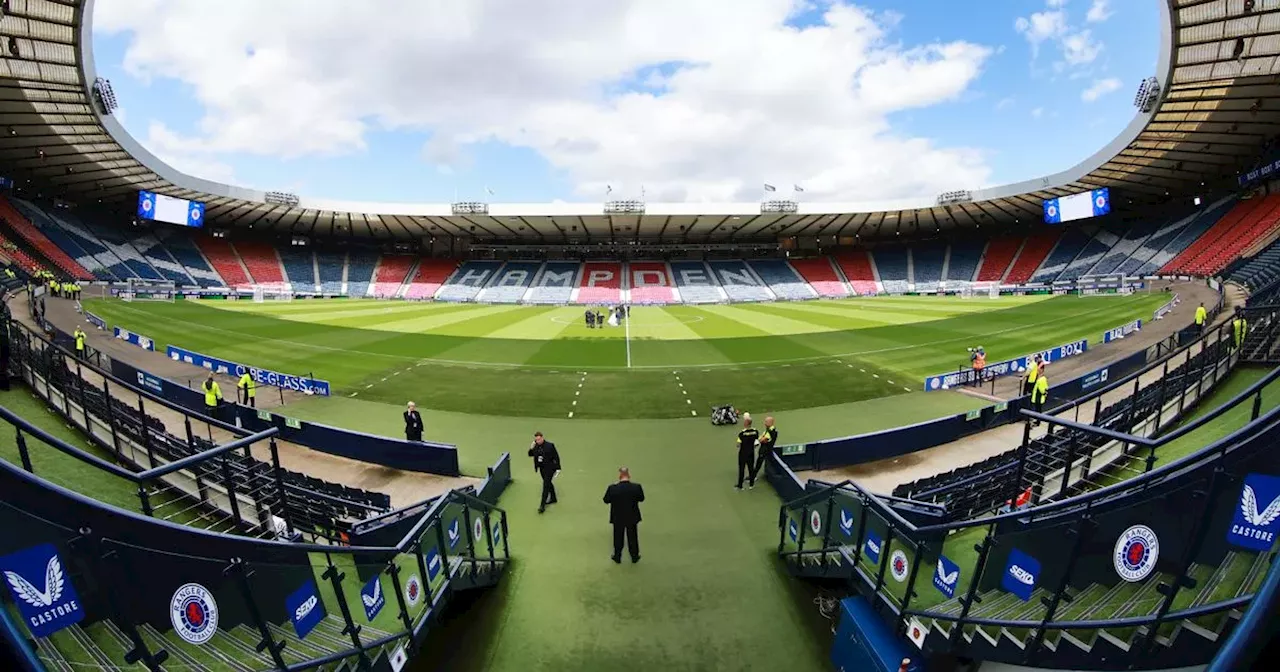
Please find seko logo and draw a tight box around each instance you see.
[1228,473,1280,551]
[863,531,882,565]
[1001,548,1039,602]
[285,580,325,639]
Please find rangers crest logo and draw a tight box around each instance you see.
[473,517,484,542]
[404,574,423,607]
[170,583,219,644]
[890,549,909,583]
[1113,525,1159,582]
[809,510,822,535]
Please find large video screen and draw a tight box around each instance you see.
[1043,187,1110,224]
[137,190,205,228]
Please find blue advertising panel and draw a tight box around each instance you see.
[167,345,331,396]
[1228,473,1280,551]
[924,339,1088,391]
[0,544,85,638]
[1104,319,1142,344]
[360,574,385,622]
[113,326,156,351]
[933,554,961,599]
[863,530,883,565]
[1002,548,1040,601]
[285,580,325,639]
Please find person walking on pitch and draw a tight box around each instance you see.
[528,431,561,513]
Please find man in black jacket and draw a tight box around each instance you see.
[403,402,424,441]
[528,431,561,513]
[603,466,644,564]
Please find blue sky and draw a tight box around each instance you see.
[91,0,1157,204]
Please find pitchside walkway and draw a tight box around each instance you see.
[10,295,474,507]
[812,281,1239,493]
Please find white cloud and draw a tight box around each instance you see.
[995,97,1015,111]
[92,0,995,202]
[1016,1,1103,69]
[1081,77,1122,102]
[141,121,240,184]
[1086,0,1113,23]
[1031,107,1045,119]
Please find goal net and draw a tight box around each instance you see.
[121,278,176,302]
[252,284,294,303]
[960,282,1000,299]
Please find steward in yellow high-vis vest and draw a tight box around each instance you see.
[202,375,223,420]
[1031,375,1049,425]
[1232,311,1248,350]
[238,372,256,407]
[73,328,87,359]
[1195,303,1207,331]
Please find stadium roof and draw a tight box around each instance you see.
[1,0,1278,242]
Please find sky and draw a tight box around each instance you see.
[90,0,1158,205]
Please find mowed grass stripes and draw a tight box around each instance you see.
[84,294,1167,418]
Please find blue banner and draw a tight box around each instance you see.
[133,369,165,395]
[1238,157,1280,187]
[0,544,85,638]
[1081,365,1110,391]
[285,580,325,639]
[166,345,331,396]
[113,326,156,352]
[84,312,107,330]
[1228,473,1280,551]
[1002,548,1040,601]
[1103,319,1142,344]
[923,339,1088,391]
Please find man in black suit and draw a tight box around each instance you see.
[603,466,645,564]
[528,431,561,513]
[403,402,424,442]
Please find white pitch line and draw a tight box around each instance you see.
[575,391,580,396]
[568,411,574,418]
[573,400,577,406]
[686,399,692,404]
[873,374,880,379]
[691,410,697,416]
[625,307,632,368]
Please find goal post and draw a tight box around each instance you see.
[121,278,176,302]
[252,284,294,303]
[961,282,1000,299]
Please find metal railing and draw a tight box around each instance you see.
[776,309,1280,667]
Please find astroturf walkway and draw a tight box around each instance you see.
[279,393,986,671]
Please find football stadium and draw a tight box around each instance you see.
[1,1,1280,671]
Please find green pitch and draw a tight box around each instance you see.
[84,293,1167,419]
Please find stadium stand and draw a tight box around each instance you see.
[628,262,679,304]
[0,197,94,280]
[578,261,624,303]
[789,257,848,297]
[403,258,458,299]
[670,261,724,303]
[162,230,225,287]
[73,209,167,281]
[975,237,1019,282]
[1032,228,1092,283]
[910,242,946,293]
[872,247,909,294]
[893,339,1231,520]
[437,260,502,302]
[0,231,45,274]
[1056,226,1120,281]
[1229,238,1280,292]
[279,248,318,292]
[41,208,140,280]
[127,232,199,285]
[6,199,119,280]
[833,250,879,295]
[945,239,984,287]
[1125,197,1235,275]
[371,255,415,297]
[1004,231,1059,284]
[345,251,379,297]
[235,241,286,285]
[1165,194,1280,276]
[526,261,580,303]
[1086,221,1159,276]
[708,260,772,301]
[478,261,541,303]
[316,251,346,294]
[196,236,252,287]
[748,259,816,300]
